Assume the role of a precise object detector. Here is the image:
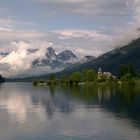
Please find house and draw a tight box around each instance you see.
[98,67,117,81]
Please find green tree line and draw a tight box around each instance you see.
[33,64,140,86]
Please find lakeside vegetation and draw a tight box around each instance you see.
[33,64,140,86]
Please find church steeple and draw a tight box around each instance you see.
[98,67,102,73]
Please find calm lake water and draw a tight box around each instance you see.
[0,83,140,140]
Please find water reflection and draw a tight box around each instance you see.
[0,83,140,140]
[0,91,46,123]
[0,84,140,125]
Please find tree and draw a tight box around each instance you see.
[69,71,81,85]
[85,69,96,81]
[47,74,58,85]
[127,64,135,77]
[119,64,136,79]
[119,65,127,78]
[49,74,56,80]
[60,76,69,84]
[121,73,132,81]
[81,69,88,81]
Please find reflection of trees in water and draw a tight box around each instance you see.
[118,85,135,105]
[31,85,140,128]
[49,85,56,97]
[97,85,140,128]
[62,85,140,128]
[31,88,55,119]
[31,86,74,119]
[66,85,140,128]
[61,85,115,105]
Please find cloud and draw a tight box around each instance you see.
[0,18,14,25]
[53,29,110,40]
[0,27,12,32]
[110,0,140,47]
[52,29,113,56]
[0,0,140,77]
[37,0,130,16]
[127,0,140,24]
[0,28,44,43]
[0,41,55,77]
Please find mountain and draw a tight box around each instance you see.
[0,48,78,70]
[60,37,140,76]
[58,50,77,61]
[9,37,140,82]
[84,55,96,61]
[7,37,140,82]
[32,47,78,68]
[1,47,96,80]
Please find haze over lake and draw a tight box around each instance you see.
[0,83,140,140]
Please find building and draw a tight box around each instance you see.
[98,67,117,81]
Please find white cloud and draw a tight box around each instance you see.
[0,27,12,32]
[53,29,110,41]
[110,0,140,47]
[0,18,13,25]
[38,0,130,16]
[128,0,140,24]
[0,28,44,42]
[0,41,55,77]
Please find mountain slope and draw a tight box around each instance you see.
[38,37,140,77]
[58,50,77,61]
[62,37,140,75]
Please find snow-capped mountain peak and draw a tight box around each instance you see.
[33,47,78,68]
[46,47,57,56]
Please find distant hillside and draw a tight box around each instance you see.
[7,37,140,82]
[59,37,140,75]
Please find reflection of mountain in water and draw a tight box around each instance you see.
[31,86,75,119]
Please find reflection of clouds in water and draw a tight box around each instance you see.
[0,93,47,123]
[0,85,75,124]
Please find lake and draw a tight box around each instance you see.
[0,83,140,140]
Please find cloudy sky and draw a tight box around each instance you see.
[0,0,140,77]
